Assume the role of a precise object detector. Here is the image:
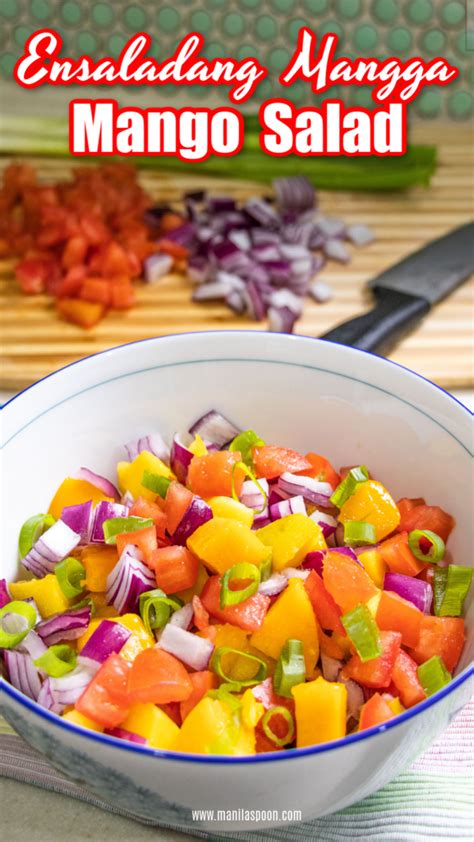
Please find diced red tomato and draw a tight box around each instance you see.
[305,570,345,634]
[116,526,157,564]
[297,453,340,489]
[129,497,167,539]
[201,575,270,632]
[192,595,210,631]
[56,298,105,328]
[127,648,193,704]
[14,258,49,294]
[408,616,464,674]
[391,650,426,708]
[187,451,245,499]
[80,278,111,306]
[344,631,402,688]
[75,654,131,728]
[322,551,378,614]
[148,546,199,594]
[376,590,423,648]
[318,627,348,660]
[110,282,136,310]
[158,702,182,727]
[397,505,455,544]
[397,498,426,524]
[359,692,394,731]
[180,671,217,721]
[252,446,311,480]
[164,482,193,535]
[378,532,425,577]
[61,235,88,269]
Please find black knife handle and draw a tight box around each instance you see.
[321,289,430,355]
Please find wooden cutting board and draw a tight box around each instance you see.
[1,124,472,392]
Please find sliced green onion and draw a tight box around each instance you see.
[103,516,154,544]
[220,563,261,609]
[139,589,183,635]
[210,647,268,687]
[72,596,97,616]
[231,461,268,513]
[434,565,473,617]
[141,470,171,499]
[417,655,451,696]
[262,706,295,747]
[259,554,273,582]
[55,557,85,598]
[34,644,77,678]
[207,682,242,713]
[330,466,369,509]
[343,521,377,547]
[274,639,305,698]
[18,513,56,558]
[0,601,37,649]
[408,529,445,563]
[229,430,265,467]
[341,603,382,662]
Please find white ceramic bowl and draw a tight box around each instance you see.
[1,332,473,832]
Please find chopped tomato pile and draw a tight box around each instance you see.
[0,162,186,327]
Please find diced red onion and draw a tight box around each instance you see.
[158,623,214,671]
[227,289,246,314]
[80,619,131,663]
[281,567,310,581]
[252,508,271,528]
[333,546,360,564]
[124,432,170,464]
[267,305,298,334]
[193,280,233,302]
[340,675,365,721]
[17,630,48,661]
[104,727,147,745]
[228,230,251,252]
[76,467,119,500]
[346,223,374,246]
[163,221,196,246]
[106,546,155,615]
[0,579,11,608]
[274,176,316,213]
[4,650,42,700]
[243,280,267,321]
[258,572,288,597]
[270,495,306,521]
[384,572,433,614]
[172,496,213,546]
[170,434,194,483]
[49,659,100,706]
[309,281,333,303]
[244,197,280,228]
[269,289,304,316]
[36,605,92,646]
[321,654,342,682]
[143,252,173,283]
[240,478,269,512]
[22,520,81,578]
[309,510,338,538]
[187,255,210,284]
[207,196,236,214]
[323,238,350,264]
[302,551,326,576]
[316,216,346,239]
[61,500,93,544]
[121,491,135,507]
[91,501,129,543]
[188,410,240,449]
[277,473,333,506]
[37,677,65,714]
[169,602,194,631]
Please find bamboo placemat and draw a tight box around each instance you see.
[1,124,472,392]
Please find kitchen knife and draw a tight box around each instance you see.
[321,222,474,355]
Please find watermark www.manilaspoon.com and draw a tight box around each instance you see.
[192,808,302,823]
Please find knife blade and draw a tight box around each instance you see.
[321,222,474,355]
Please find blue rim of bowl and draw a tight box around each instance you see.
[1,330,473,764]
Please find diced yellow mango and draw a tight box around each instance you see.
[358,548,386,589]
[208,496,254,528]
[339,480,400,542]
[188,435,208,456]
[256,514,323,572]
[49,478,113,520]
[304,527,327,554]
[81,545,118,592]
[366,592,382,619]
[172,697,239,755]
[116,614,155,660]
[121,703,179,750]
[240,689,264,730]
[62,710,103,732]
[9,575,71,618]
[292,676,347,747]
[176,563,209,603]
[250,578,319,677]
[187,517,270,576]
[117,451,174,502]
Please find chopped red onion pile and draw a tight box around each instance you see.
[144,177,373,333]
[157,623,214,671]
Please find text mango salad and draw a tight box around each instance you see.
[2,411,471,754]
